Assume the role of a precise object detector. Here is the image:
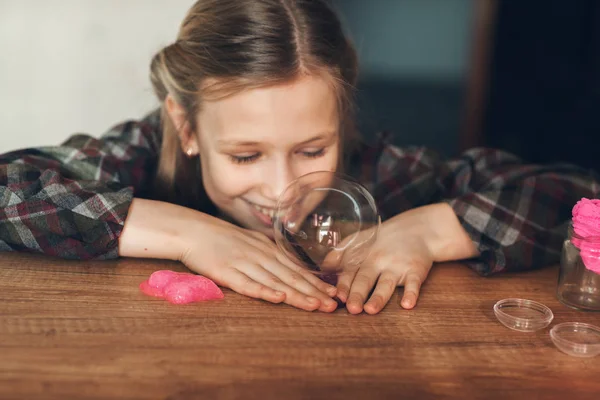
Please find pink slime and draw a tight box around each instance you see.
[140,270,224,304]
[571,198,600,273]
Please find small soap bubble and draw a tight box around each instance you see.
[273,171,380,280]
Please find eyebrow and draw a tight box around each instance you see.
[217,133,335,147]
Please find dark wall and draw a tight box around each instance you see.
[332,0,472,155]
[483,0,600,170]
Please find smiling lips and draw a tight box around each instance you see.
[249,203,279,219]
[246,200,283,227]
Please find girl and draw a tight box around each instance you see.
[1,0,598,314]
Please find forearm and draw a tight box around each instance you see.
[118,198,206,261]
[389,203,479,263]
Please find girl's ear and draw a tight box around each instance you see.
[165,94,199,157]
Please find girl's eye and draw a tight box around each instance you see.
[302,148,325,158]
[229,148,325,164]
[230,153,260,164]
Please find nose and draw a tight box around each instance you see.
[261,157,297,204]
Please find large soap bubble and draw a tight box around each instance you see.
[273,171,380,283]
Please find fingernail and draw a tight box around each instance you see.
[325,299,337,308]
[326,286,337,296]
[348,303,362,314]
[275,291,285,297]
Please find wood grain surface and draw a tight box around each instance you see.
[1,252,599,400]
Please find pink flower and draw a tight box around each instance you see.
[571,198,600,273]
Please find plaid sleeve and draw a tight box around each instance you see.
[359,140,600,275]
[0,110,161,260]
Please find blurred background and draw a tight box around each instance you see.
[1,0,599,170]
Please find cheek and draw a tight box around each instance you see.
[200,157,253,201]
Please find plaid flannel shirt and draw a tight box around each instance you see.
[1,110,598,275]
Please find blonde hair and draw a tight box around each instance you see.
[149,0,358,209]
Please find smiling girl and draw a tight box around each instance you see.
[1,0,598,314]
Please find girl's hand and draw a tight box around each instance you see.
[181,214,339,312]
[332,203,478,315]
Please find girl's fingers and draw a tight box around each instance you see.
[346,267,379,315]
[363,272,399,315]
[267,260,337,312]
[276,251,338,297]
[217,267,286,304]
[400,274,423,309]
[335,264,359,304]
[240,263,331,312]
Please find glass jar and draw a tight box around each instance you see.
[557,224,600,311]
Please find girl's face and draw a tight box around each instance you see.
[194,75,340,237]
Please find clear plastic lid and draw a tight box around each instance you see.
[493,298,554,332]
[550,322,600,358]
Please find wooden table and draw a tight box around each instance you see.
[1,253,599,400]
